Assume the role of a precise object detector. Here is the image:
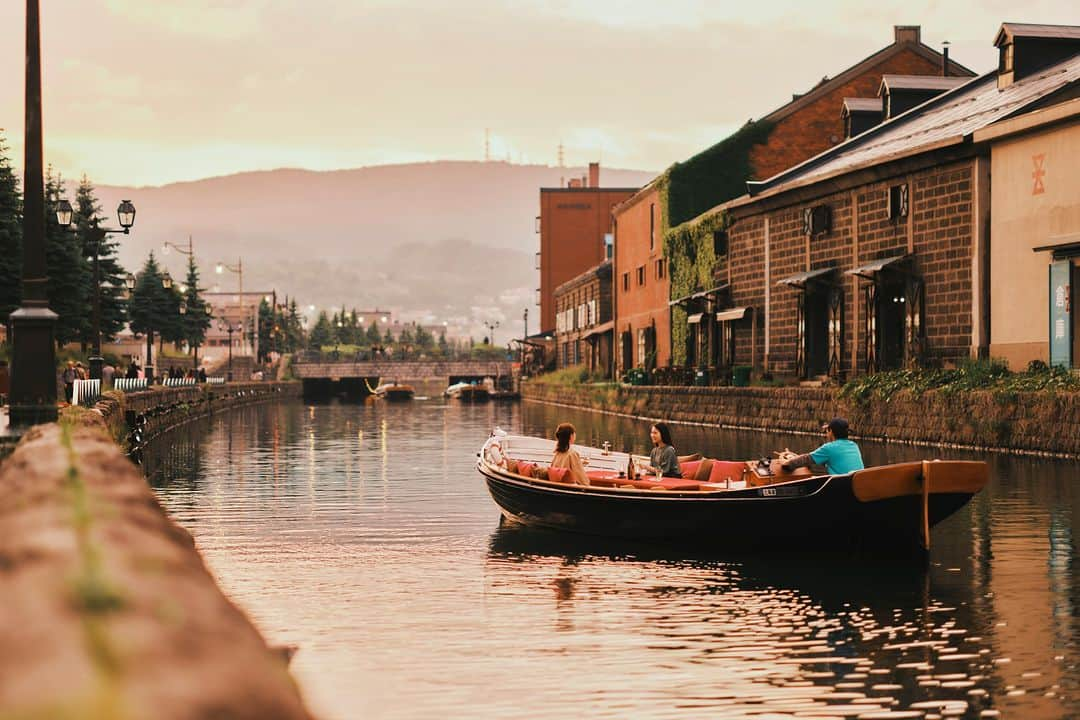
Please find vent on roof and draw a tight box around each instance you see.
[879,75,968,119]
[995,23,1080,90]
[842,98,883,139]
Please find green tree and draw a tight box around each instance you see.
[383,328,394,345]
[415,324,434,350]
[182,254,211,361]
[285,298,304,352]
[366,320,381,344]
[128,253,177,362]
[438,330,449,357]
[256,297,275,361]
[0,132,21,330]
[308,311,332,350]
[44,169,87,347]
[74,177,128,344]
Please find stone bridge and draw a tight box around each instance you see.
[291,359,518,389]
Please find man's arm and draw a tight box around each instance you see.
[782,453,814,471]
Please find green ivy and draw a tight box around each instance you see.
[665,211,729,366]
[658,119,774,366]
[665,119,775,228]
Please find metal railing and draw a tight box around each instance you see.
[113,378,149,392]
[162,377,197,387]
[72,378,102,406]
[206,377,226,385]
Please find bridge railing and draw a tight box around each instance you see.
[293,349,516,364]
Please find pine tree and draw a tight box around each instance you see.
[74,176,127,343]
[182,254,211,360]
[128,253,176,365]
[44,169,88,347]
[0,132,22,329]
[366,320,381,345]
[286,298,304,352]
[438,330,449,357]
[308,311,332,350]
[257,297,273,360]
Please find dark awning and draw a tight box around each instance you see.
[581,320,614,339]
[846,254,909,279]
[686,313,704,325]
[715,307,751,322]
[776,267,835,288]
[668,284,729,307]
[1034,234,1080,259]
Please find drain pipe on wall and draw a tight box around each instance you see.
[764,217,771,373]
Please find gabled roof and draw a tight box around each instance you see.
[879,75,970,93]
[737,51,1080,203]
[759,32,974,124]
[995,23,1080,47]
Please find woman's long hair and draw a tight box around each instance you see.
[555,423,575,453]
[653,422,673,447]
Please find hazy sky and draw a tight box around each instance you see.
[2,0,1080,187]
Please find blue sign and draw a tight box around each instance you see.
[1049,260,1071,369]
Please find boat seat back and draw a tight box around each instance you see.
[708,461,747,484]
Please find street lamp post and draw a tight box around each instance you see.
[522,308,528,369]
[484,320,500,346]
[9,0,58,428]
[218,320,241,382]
[56,198,136,381]
[216,258,255,359]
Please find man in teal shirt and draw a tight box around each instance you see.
[781,417,865,475]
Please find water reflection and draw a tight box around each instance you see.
[144,399,1078,720]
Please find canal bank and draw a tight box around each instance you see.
[521,381,1080,458]
[0,382,313,719]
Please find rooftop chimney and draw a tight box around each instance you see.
[588,162,600,188]
[894,26,921,45]
[942,40,950,76]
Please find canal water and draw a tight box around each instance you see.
[144,399,1078,720]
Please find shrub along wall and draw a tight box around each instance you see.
[522,382,1080,457]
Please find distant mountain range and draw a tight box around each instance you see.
[87,161,655,338]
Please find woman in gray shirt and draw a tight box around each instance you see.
[647,422,682,478]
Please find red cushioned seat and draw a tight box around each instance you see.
[680,460,702,478]
[709,461,747,484]
[547,467,569,483]
[516,461,536,478]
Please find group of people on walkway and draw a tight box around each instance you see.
[550,416,865,487]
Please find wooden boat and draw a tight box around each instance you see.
[478,431,988,555]
[453,383,491,403]
[373,382,415,401]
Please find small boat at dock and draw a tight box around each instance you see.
[446,381,491,402]
[478,431,988,556]
[373,382,415,401]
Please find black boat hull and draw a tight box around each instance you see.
[480,465,973,552]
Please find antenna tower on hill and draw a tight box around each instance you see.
[557,141,565,168]
[484,129,490,162]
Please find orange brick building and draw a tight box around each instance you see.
[537,163,637,335]
[614,25,974,378]
[612,182,669,374]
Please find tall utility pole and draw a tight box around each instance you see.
[484,129,490,162]
[9,0,58,428]
[557,142,564,168]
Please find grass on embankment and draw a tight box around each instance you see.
[839,358,1080,403]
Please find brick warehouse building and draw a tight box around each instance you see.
[614,25,972,379]
[553,261,613,374]
[536,163,637,336]
[707,24,1080,380]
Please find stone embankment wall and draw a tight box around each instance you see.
[0,382,313,718]
[0,403,312,719]
[522,382,1080,457]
